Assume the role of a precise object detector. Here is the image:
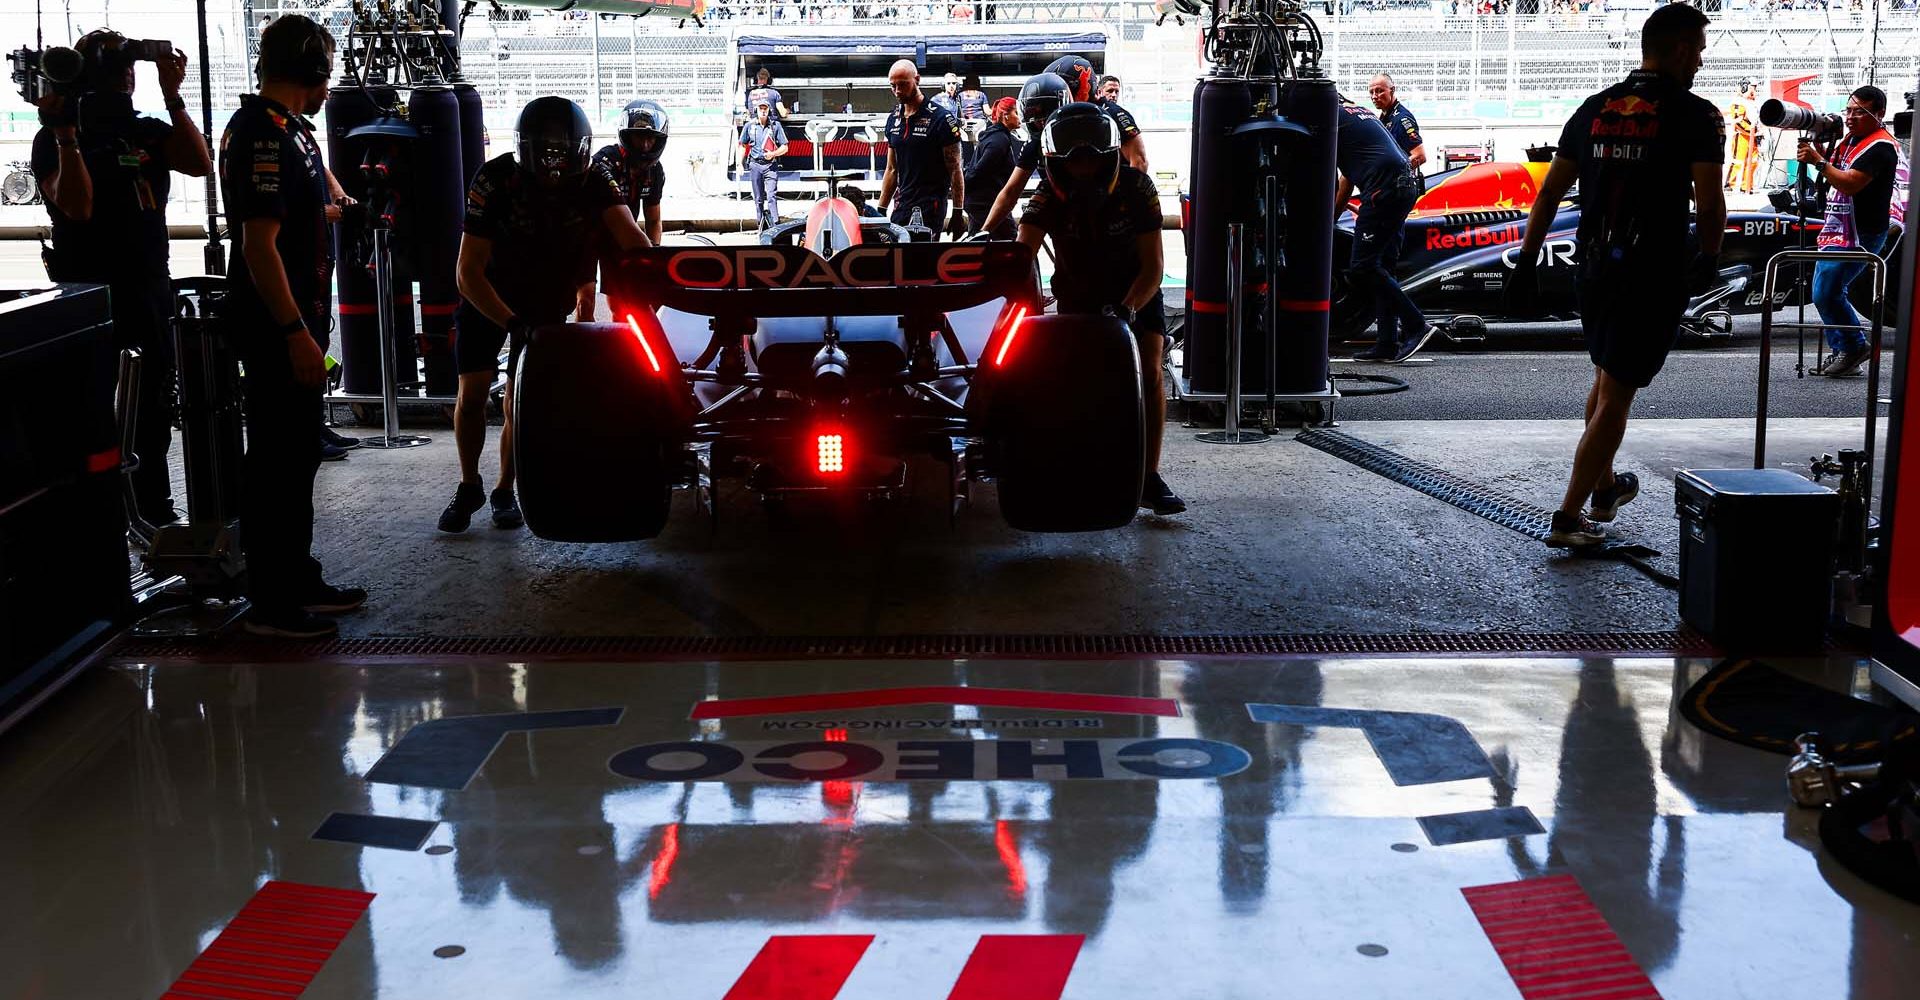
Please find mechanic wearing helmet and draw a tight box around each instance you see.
[974,72,1066,237]
[593,98,669,245]
[879,59,967,237]
[964,97,1022,240]
[578,98,669,322]
[1045,55,1148,172]
[740,100,788,232]
[439,96,652,534]
[1017,103,1184,517]
[1335,97,1435,364]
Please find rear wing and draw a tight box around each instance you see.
[603,242,1041,322]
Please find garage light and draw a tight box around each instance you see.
[816,433,846,474]
[626,313,663,373]
[993,305,1030,367]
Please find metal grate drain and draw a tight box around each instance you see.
[1296,428,1680,588]
[109,630,1716,662]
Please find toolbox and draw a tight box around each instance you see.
[1676,469,1839,647]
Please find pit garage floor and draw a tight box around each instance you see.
[6,652,1917,999]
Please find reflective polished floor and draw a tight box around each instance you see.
[4,655,1917,999]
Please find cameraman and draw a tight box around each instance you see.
[31,31,213,526]
[1797,86,1903,378]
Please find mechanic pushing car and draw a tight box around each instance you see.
[879,59,966,237]
[1047,55,1148,173]
[974,72,1069,238]
[439,96,654,535]
[1336,96,1436,364]
[1506,3,1724,549]
[1017,103,1184,517]
[580,97,669,320]
[591,98,669,247]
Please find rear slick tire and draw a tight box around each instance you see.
[513,320,692,542]
[976,313,1145,532]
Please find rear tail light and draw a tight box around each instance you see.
[626,313,663,373]
[992,305,1030,367]
[816,433,846,474]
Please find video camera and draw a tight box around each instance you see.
[1895,90,1914,142]
[8,34,172,103]
[1759,97,1843,143]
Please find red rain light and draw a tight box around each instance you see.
[626,313,663,373]
[993,306,1030,367]
[647,822,680,900]
[994,820,1028,897]
[816,433,846,474]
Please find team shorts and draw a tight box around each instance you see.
[455,302,533,377]
[1577,257,1688,390]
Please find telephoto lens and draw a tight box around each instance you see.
[1759,98,1843,141]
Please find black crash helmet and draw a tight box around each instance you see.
[618,98,669,164]
[1045,55,1096,103]
[1041,102,1122,200]
[1018,73,1069,140]
[515,96,594,185]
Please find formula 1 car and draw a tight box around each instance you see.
[510,241,1148,541]
[1327,160,1893,344]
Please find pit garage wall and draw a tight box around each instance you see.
[1881,71,1920,673]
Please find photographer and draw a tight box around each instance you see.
[30,30,213,526]
[1796,86,1904,378]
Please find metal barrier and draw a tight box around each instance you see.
[1754,247,1889,490]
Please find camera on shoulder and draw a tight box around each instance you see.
[8,32,172,104]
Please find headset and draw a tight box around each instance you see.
[255,15,333,88]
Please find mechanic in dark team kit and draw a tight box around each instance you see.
[879,59,965,236]
[1018,103,1183,516]
[964,97,1021,240]
[31,29,213,527]
[592,98,670,246]
[1046,56,1148,172]
[1336,97,1434,364]
[218,14,363,638]
[975,72,1068,238]
[1507,3,1724,548]
[439,96,654,535]
[579,98,670,322]
[1369,73,1426,178]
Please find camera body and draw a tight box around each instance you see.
[8,46,85,103]
[8,35,170,103]
[1759,98,1844,143]
[1894,90,1914,142]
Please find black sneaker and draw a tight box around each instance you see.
[322,426,362,449]
[1141,473,1187,516]
[438,481,487,533]
[321,441,350,462]
[1352,343,1396,361]
[301,584,368,614]
[1545,510,1606,549]
[1588,472,1640,524]
[240,607,340,639]
[1825,346,1870,378]
[490,487,524,530]
[1386,324,1438,363]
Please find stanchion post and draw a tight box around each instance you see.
[363,227,430,449]
[1198,223,1269,445]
